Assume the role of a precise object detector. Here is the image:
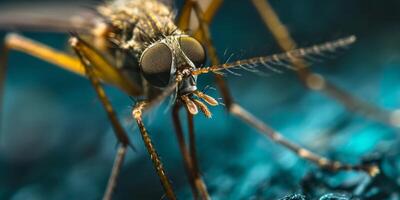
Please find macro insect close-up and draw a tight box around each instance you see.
[0,0,399,199]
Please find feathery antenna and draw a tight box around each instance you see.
[192,36,356,76]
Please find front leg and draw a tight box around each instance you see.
[132,102,176,200]
[71,34,180,200]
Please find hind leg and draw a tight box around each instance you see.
[251,0,398,127]
[190,1,379,176]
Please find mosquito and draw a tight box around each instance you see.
[0,0,382,199]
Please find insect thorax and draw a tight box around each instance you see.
[98,0,182,55]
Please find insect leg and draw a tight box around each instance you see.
[1,33,84,75]
[229,103,379,176]
[186,107,210,200]
[70,36,131,200]
[103,145,127,200]
[177,0,196,31]
[251,0,397,127]
[0,33,141,96]
[172,104,200,199]
[172,103,211,200]
[191,4,379,176]
[132,102,176,200]
[177,0,223,34]
[70,36,130,146]
[194,0,224,42]
[177,2,221,198]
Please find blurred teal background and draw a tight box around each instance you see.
[0,0,399,199]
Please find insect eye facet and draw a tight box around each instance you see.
[140,43,172,87]
[179,36,206,67]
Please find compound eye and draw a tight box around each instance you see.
[140,43,172,87]
[179,36,206,67]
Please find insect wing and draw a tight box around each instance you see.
[0,2,101,33]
